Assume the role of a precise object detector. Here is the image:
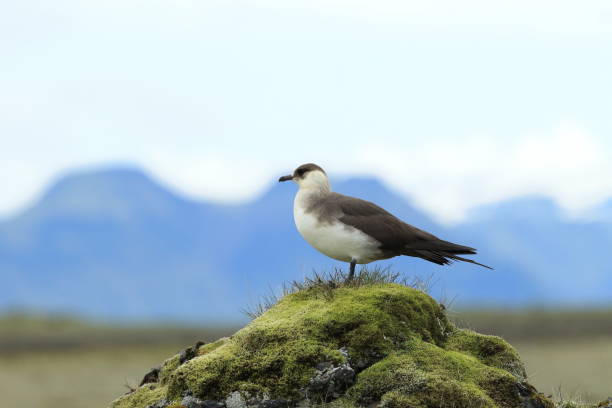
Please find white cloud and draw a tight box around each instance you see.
[1,102,611,224]
[3,0,611,41]
[354,123,612,224]
[140,150,281,203]
[254,0,612,34]
[1,1,612,222]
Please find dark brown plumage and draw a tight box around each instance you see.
[279,162,491,280]
[316,192,492,269]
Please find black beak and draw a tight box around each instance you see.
[278,175,293,182]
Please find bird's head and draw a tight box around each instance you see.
[278,163,330,191]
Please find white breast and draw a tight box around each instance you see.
[293,191,381,264]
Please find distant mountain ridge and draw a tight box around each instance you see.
[1,167,611,323]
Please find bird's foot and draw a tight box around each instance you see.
[346,260,356,282]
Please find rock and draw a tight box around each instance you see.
[179,341,206,364]
[307,354,355,400]
[140,367,161,386]
[181,395,226,408]
[109,281,555,408]
[258,399,290,408]
[181,396,204,408]
[203,400,226,408]
[145,399,169,408]
[223,391,287,408]
[224,391,247,408]
[597,398,612,408]
[516,382,554,408]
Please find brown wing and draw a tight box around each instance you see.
[328,193,441,250]
[328,193,490,268]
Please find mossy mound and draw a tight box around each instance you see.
[110,282,552,408]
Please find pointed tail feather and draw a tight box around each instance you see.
[434,239,477,254]
[405,246,493,270]
[446,254,493,270]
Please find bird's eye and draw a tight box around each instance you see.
[297,169,305,175]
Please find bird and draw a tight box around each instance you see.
[279,163,491,280]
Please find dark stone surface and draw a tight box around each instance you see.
[516,382,554,408]
[203,400,227,408]
[182,395,227,408]
[258,399,291,408]
[350,350,384,371]
[597,398,612,408]
[307,358,356,400]
[139,366,161,386]
[179,341,206,364]
[145,399,169,408]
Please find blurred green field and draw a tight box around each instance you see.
[514,338,612,403]
[0,311,610,408]
[0,345,182,407]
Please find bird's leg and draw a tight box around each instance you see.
[347,260,356,281]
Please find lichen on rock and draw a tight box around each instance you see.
[109,278,553,408]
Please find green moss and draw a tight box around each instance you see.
[346,352,426,402]
[327,398,360,408]
[446,329,527,379]
[381,378,495,408]
[346,339,522,408]
[530,393,556,408]
[198,337,229,355]
[110,384,167,408]
[159,354,181,385]
[166,284,449,400]
[109,281,552,408]
[156,338,230,387]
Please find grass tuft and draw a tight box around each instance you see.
[554,386,588,408]
[241,286,290,320]
[243,266,435,319]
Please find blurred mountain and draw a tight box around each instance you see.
[587,198,612,223]
[1,167,611,323]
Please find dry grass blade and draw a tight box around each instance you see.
[242,266,433,319]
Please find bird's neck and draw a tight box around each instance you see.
[298,182,331,195]
[295,183,331,209]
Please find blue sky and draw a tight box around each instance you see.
[1,0,611,223]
